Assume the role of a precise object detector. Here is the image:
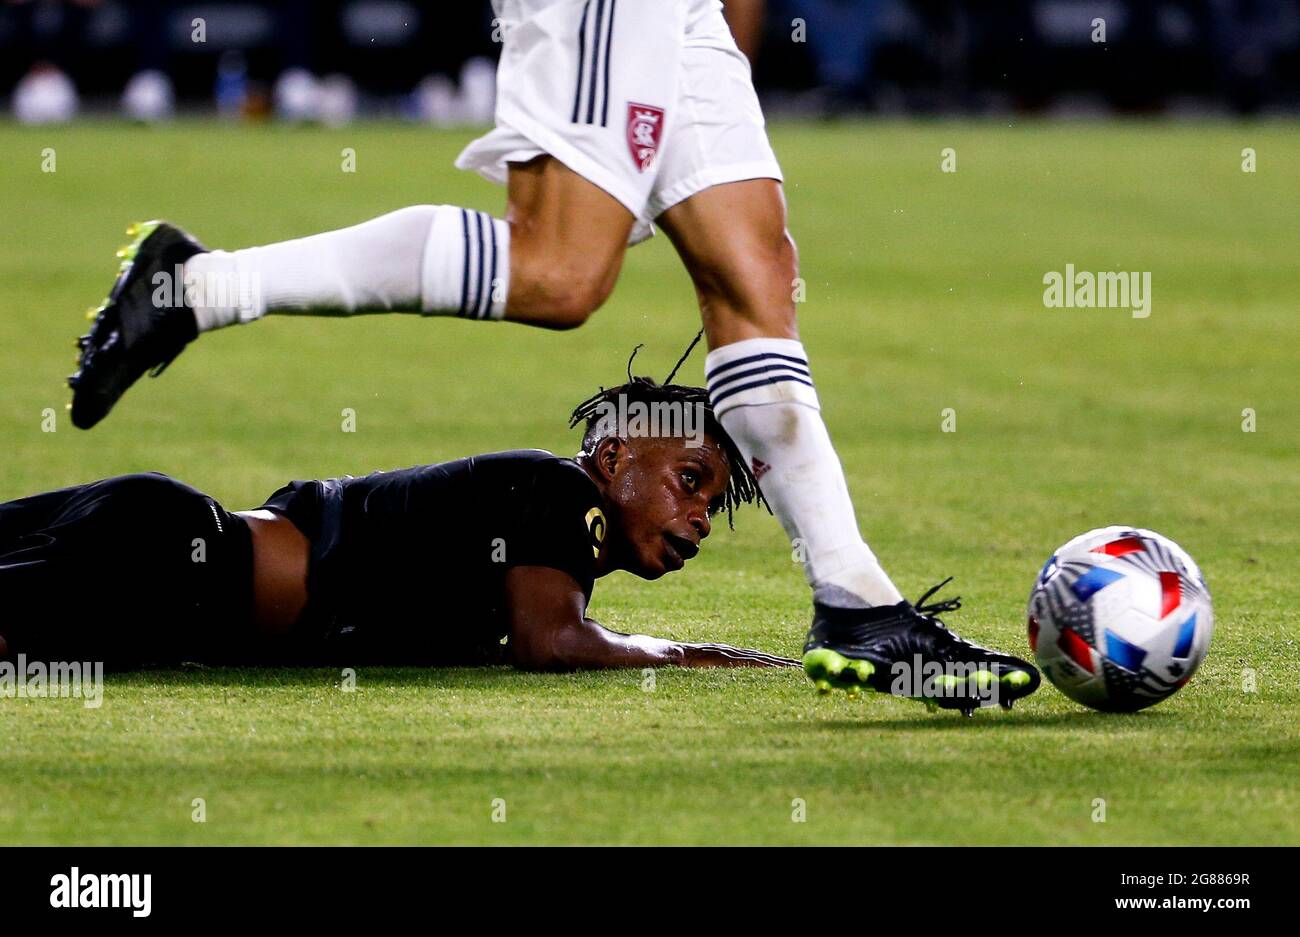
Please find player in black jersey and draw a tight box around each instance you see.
[0,378,793,672]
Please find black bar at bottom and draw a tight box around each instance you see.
[0,845,1284,923]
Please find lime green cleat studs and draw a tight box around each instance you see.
[804,648,876,697]
[110,221,162,272]
[807,649,1031,713]
[1002,670,1031,689]
[802,647,839,677]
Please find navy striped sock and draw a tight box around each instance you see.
[422,206,510,320]
[704,338,903,609]
[705,338,819,417]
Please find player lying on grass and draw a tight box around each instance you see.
[65,1,1041,707]
[5,378,1036,710]
[1,379,801,671]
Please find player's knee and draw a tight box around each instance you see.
[508,213,625,328]
[550,280,613,330]
[530,267,616,330]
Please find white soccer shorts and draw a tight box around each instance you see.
[456,0,784,244]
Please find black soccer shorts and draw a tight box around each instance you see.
[0,473,253,666]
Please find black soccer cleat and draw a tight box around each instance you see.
[802,578,1041,715]
[68,221,207,429]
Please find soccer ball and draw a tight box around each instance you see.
[1027,526,1213,712]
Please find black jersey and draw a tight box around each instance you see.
[260,449,606,664]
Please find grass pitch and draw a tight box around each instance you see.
[0,119,1297,845]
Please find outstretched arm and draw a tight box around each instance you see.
[505,566,797,671]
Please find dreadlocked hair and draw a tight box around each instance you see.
[568,376,768,529]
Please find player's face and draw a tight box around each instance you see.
[601,434,731,580]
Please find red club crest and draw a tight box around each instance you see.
[626,102,665,173]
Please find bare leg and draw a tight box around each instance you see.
[183,156,634,332]
[70,156,639,428]
[659,179,905,609]
[503,156,634,329]
[658,178,797,345]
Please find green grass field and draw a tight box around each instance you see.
[1,119,1297,844]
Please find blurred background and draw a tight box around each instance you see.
[2,0,1298,125]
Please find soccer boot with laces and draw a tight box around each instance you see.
[802,578,1041,715]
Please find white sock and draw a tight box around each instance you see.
[183,205,510,331]
[705,337,905,609]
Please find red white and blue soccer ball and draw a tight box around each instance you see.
[1028,526,1213,712]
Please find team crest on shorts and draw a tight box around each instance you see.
[626,103,665,173]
